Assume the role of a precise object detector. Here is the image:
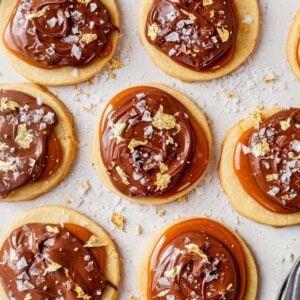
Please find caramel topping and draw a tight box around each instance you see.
[0,90,60,198]
[4,0,116,68]
[146,0,237,71]
[0,223,109,299]
[99,86,210,199]
[235,108,300,213]
[148,219,247,299]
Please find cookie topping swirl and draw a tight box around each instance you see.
[100,87,209,198]
[146,0,237,71]
[235,108,300,213]
[5,0,115,67]
[0,223,108,299]
[0,90,58,198]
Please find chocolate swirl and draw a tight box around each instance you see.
[100,87,209,198]
[0,90,58,198]
[149,219,244,300]
[146,0,237,71]
[5,0,115,67]
[0,223,107,299]
[235,108,300,213]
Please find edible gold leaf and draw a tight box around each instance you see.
[43,260,62,276]
[0,97,20,112]
[156,290,170,297]
[110,122,126,144]
[24,294,32,300]
[250,110,263,129]
[74,286,91,300]
[84,235,107,248]
[111,212,126,231]
[0,160,15,172]
[159,162,168,173]
[281,195,290,201]
[185,243,208,259]
[77,0,91,3]
[15,124,34,149]
[0,142,9,151]
[203,0,213,6]
[115,166,130,185]
[164,265,181,280]
[80,33,97,44]
[46,226,60,234]
[280,118,291,131]
[252,140,270,157]
[154,173,171,191]
[180,9,196,21]
[25,9,45,20]
[217,27,230,42]
[147,23,161,41]
[152,105,176,130]
[266,174,278,182]
[128,139,148,153]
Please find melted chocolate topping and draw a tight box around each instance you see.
[5,0,115,67]
[149,219,243,300]
[0,223,107,299]
[100,87,209,198]
[146,0,237,71]
[235,108,300,213]
[0,90,58,198]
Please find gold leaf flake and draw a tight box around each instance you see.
[24,294,32,300]
[178,195,188,202]
[128,139,148,153]
[185,243,207,259]
[108,72,116,79]
[80,33,97,44]
[154,173,171,191]
[136,225,142,235]
[152,105,176,130]
[280,118,291,131]
[210,10,215,18]
[0,97,20,112]
[0,142,9,150]
[77,0,92,3]
[158,209,165,217]
[115,166,130,185]
[293,154,300,160]
[207,119,213,126]
[108,58,125,70]
[217,27,230,42]
[64,195,74,204]
[43,260,62,276]
[180,9,196,21]
[80,181,91,193]
[226,92,235,98]
[159,162,168,173]
[226,283,233,291]
[25,9,45,20]
[281,195,290,201]
[164,265,181,280]
[74,286,91,300]
[250,111,263,129]
[147,23,161,41]
[156,290,170,297]
[111,212,126,231]
[46,226,60,234]
[0,160,16,172]
[266,174,278,182]
[203,0,213,6]
[129,296,135,300]
[15,124,33,149]
[110,122,126,144]
[252,140,270,157]
[84,235,107,248]
[263,74,276,83]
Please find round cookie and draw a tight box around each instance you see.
[139,0,259,82]
[137,217,258,300]
[92,83,212,205]
[0,205,120,300]
[0,0,119,86]
[0,83,77,201]
[219,108,300,227]
[286,10,300,81]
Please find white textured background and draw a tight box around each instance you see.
[0,0,300,299]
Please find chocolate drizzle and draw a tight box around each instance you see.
[0,90,59,198]
[146,0,237,71]
[100,86,210,198]
[0,223,108,299]
[235,108,300,213]
[5,0,115,67]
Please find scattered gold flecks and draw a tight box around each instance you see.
[128,139,148,153]
[108,72,116,79]
[25,9,45,20]
[263,74,276,83]
[86,79,93,86]
[178,195,188,202]
[0,97,20,112]
[226,92,235,98]
[158,209,166,217]
[0,142,9,150]
[129,296,135,300]
[203,0,213,6]
[217,27,230,42]
[77,0,91,3]
[15,124,34,149]
[226,283,233,291]
[24,294,32,300]
[84,235,107,248]
[110,122,126,144]
[207,119,213,126]
[293,154,300,160]
[281,195,290,201]
[83,103,96,112]
[74,286,92,300]
[252,140,270,157]
[108,58,125,70]
[185,243,208,259]
[210,9,215,18]
[266,174,279,182]
[159,162,168,173]
[136,225,142,235]
[250,110,263,129]
[0,160,15,172]
[111,212,126,231]
[154,173,171,191]
[80,33,97,44]
[46,226,60,234]
[80,181,91,193]
[152,105,176,130]
[164,265,181,280]
[43,260,62,276]
[147,23,161,41]
[115,166,130,185]
[280,118,291,131]
[64,268,70,278]
[180,9,196,21]
[64,195,74,204]
[156,289,170,297]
